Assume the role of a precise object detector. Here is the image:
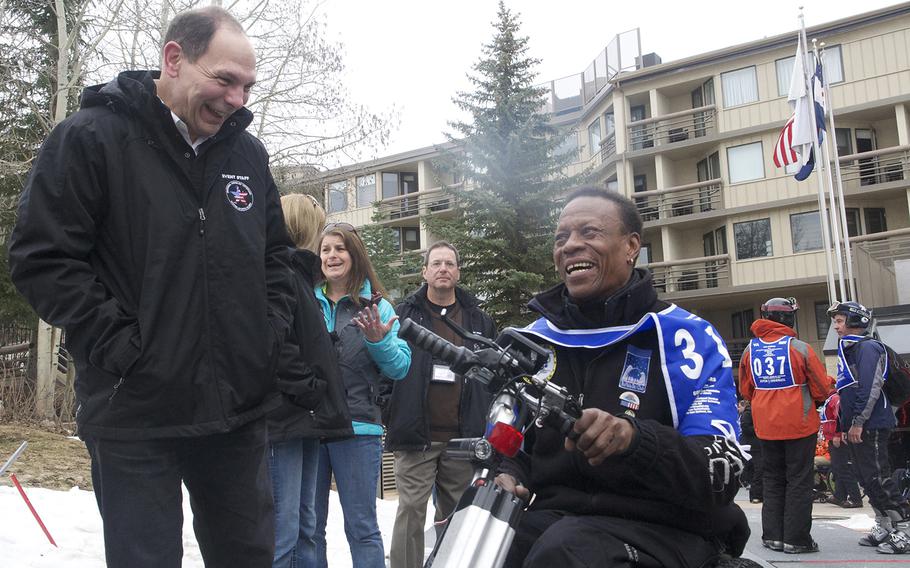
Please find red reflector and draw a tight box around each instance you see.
[488,422,524,458]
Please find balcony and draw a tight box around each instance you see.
[646,253,731,294]
[851,228,910,308]
[633,178,723,223]
[838,145,910,190]
[599,133,617,162]
[627,105,717,151]
[374,187,456,223]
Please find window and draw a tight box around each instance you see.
[401,227,420,251]
[328,181,347,213]
[727,142,765,184]
[734,218,772,260]
[588,119,602,154]
[865,208,887,234]
[633,174,647,193]
[815,301,832,340]
[381,172,399,199]
[845,208,860,238]
[775,56,795,97]
[835,128,853,157]
[555,130,578,157]
[356,174,376,208]
[821,45,844,84]
[721,66,758,107]
[639,244,651,266]
[604,111,615,137]
[605,178,619,192]
[731,309,755,339]
[790,211,823,252]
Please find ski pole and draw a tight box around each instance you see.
[9,473,57,547]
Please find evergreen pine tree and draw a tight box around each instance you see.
[425,1,585,327]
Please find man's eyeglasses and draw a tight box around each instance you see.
[323,222,358,235]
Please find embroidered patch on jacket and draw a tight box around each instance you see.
[226,181,254,211]
[618,345,651,393]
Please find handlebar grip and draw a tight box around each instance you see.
[398,318,478,374]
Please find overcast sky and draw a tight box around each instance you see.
[317,0,900,161]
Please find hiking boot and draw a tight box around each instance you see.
[860,525,891,547]
[783,541,819,554]
[842,498,863,509]
[761,539,783,551]
[877,530,910,554]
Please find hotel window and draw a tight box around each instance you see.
[721,66,758,108]
[356,174,376,208]
[775,56,795,97]
[790,211,823,252]
[865,208,887,234]
[821,45,844,84]
[835,128,853,157]
[396,227,421,252]
[845,208,860,238]
[587,119,602,155]
[327,181,347,214]
[815,301,832,340]
[554,130,578,157]
[727,142,765,184]
[638,244,651,266]
[734,218,772,260]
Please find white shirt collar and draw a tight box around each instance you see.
[170,111,212,154]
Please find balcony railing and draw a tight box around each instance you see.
[838,145,910,189]
[646,253,731,293]
[627,105,717,151]
[599,133,617,162]
[374,187,456,222]
[726,339,750,365]
[849,229,910,309]
[633,178,723,222]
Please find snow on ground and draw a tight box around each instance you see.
[0,484,432,567]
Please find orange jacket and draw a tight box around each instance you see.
[738,319,834,440]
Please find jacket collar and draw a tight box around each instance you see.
[749,319,797,340]
[403,283,481,310]
[528,268,659,329]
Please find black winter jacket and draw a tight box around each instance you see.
[385,285,497,451]
[8,71,295,439]
[267,249,353,442]
[499,270,749,553]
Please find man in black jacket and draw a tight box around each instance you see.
[495,188,748,567]
[8,7,294,568]
[386,241,496,568]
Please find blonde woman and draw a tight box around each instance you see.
[267,193,352,568]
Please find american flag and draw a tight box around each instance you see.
[772,115,799,168]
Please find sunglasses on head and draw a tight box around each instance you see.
[322,222,359,235]
[305,194,320,207]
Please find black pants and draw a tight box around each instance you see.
[84,418,275,568]
[830,440,861,502]
[760,434,816,546]
[744,437,763,499]
[848,428,907,515]
[504,510,720,568]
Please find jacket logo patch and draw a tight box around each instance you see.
[226,181,254,211]
[619,346,650,393]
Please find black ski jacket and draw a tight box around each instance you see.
[499,270,749,554]
[8,71,295,440]
[267,249,353,442]
[385,285,496,451]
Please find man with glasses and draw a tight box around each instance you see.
[829,301,910,554]
[9,7,294,567]
[385,241,496,568]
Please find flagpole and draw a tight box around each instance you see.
[818,42,857,301]
[800,13,837,305]
[812,39,847,302]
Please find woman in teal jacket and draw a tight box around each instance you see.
[307,222,411,568]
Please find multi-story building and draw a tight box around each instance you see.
[315,2,910,365]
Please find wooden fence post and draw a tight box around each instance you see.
[35,319,60,419]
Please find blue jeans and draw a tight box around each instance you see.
[308,436,384,568]
[269,438,320,568]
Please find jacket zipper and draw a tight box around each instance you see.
[198,208,206,236]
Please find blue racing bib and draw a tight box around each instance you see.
[748,337,796,390]
[520,304,740,441]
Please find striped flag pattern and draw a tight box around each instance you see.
[773,115,799,167]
